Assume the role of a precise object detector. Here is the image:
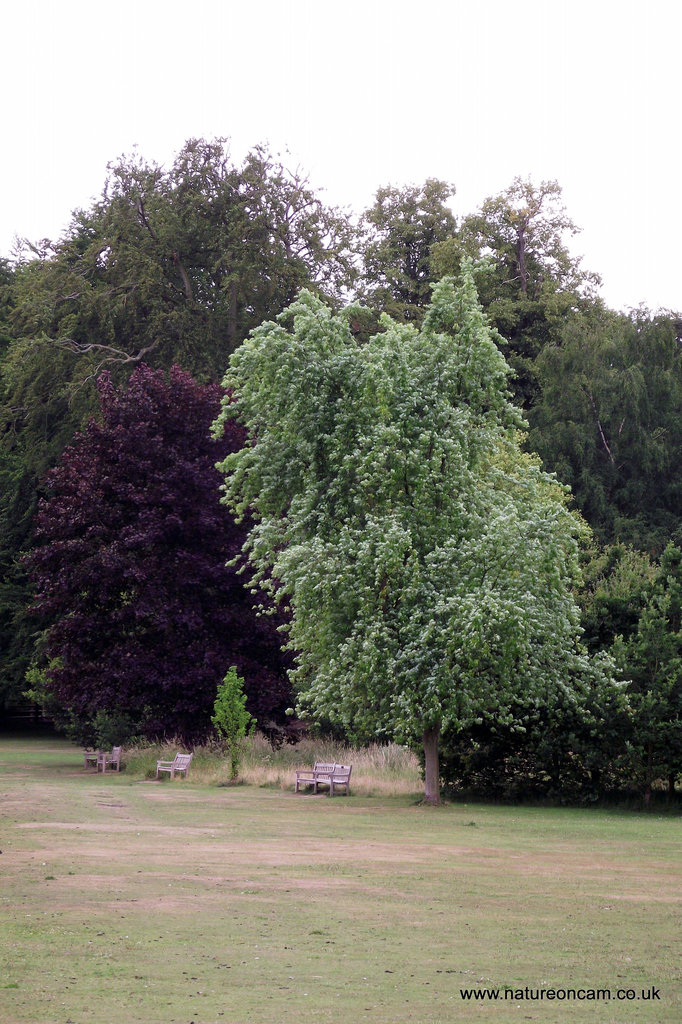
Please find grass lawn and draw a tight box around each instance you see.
[0,736,680,1024]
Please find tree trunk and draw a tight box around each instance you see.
[175,255,194,302]
[516,221,528,295]
[644,741,653,807]
[227,279,238,349]
[422,725,441,805]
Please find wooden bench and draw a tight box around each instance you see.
[84,746,122,772]
[295,761,336,793]
[100,746,122,773]
[320,763,352,797]
[295,762,352,796]
[156,752,193,780]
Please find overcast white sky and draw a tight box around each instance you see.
[2,0,680,312]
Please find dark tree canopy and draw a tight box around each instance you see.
[615,544,682,799]
[26,364,291,744]
[529,306,682,553]
[11,138,357,381]
[576,543,656,654]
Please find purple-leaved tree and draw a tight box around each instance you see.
[27,364,292,744]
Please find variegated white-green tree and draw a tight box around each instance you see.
[213,264,613,803]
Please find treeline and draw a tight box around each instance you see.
[1,138,680,800]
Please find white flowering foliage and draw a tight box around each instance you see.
[214,265,608,763]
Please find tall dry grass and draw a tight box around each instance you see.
[240,734,422,796]
[123,733,423,796]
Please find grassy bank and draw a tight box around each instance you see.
[0,736,680,1023]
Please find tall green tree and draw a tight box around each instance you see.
[529,306,682,553]
[214,265,612,802]
[12,138,357,380]
[455,177,597,300]
[0,259,29,711]
[432,177,601,407]
[358,179,458,326]
[0,259,13,354]
[211,666,254,778]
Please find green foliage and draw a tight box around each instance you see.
[211,666,254,777]
[529,306,682,552]
[455,177,599,301]
[615,544,682,798]
[88,709,139,750]
[432,177,601,408]
[3,147,680,800]
[24,663,138,748]
[0,259,15,357]
[439,657,631,803]
[359,179,457,325]
[577,543,656,653]
[11,138,356,379]
[0,335,97,672]
[215,265,615,802]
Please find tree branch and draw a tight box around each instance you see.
[136,197,158,241]
[136,197,193,302]
[54,337,158,363]
[172,251,194,302]
[583,387,615,465]
[48,337,161,398]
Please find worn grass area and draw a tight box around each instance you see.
[0,736,680,1024]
